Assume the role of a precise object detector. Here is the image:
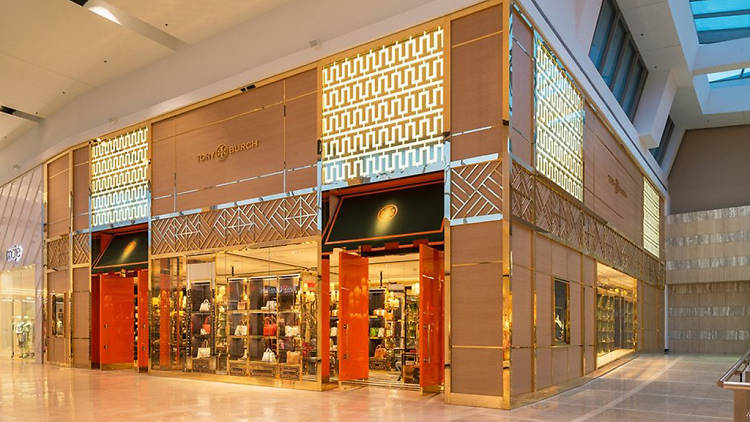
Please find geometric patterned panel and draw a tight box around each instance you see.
[46,235,69,270]
[534,36,584,201]
[511,160,664,285]
[321,27,445,185]
[643,177,660,257]
[450,159,502,220]
[72,233,90,265]
[152,193,318,256]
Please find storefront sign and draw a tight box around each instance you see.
[6,245,22,263]
[197,140,259,163]
[90,127,149,227]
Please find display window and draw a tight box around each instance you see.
[553,279,570,344]
[149,241,320,384]
[596,263,636,367]
[0,266,37,359]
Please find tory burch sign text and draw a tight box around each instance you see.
[198,140,259,163]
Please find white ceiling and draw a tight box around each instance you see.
[0,0,288,149]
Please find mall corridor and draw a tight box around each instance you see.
[0,355,734,421]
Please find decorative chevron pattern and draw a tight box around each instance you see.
[450,159,502,220]
[72,233,90,265]
[643,178,660,257]
[511,160,664,285]
[152,193,319,256]
[47,236,69,269]
[321,27,445,184]
[534,36,584,201]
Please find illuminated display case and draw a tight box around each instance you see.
[321,27,445,186]
[90,127,149,228]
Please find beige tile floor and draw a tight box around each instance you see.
[0,354,737,421]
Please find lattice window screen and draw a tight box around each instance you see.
[90,127,150,227]
[321,27,445,185]
[643,178,660,257]
[534,37,584,201]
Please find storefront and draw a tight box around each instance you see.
[596,264,636,367]
[0,167,44,362]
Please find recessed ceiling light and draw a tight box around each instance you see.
[89,5,120,24]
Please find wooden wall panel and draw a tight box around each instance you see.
[48,269,69,293]
[72,338,90,368]
[452,347,503,396]
[535,348,551,390]
[510,10,533,165]
[286,166,316,192]
[151,72,318,215]
[451,264,503,346]
[511,348,532,395]
[47,155,70,238]
[583,106,643,244]
[451,5,503,161]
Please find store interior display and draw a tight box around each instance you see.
[596,263,636,365]
[150,242,319,383]
[0,266,37,359]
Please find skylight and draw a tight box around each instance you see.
[707,67,750,83]
[690,0,750,44]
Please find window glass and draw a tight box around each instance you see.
[589,0,614,67]
[554,280,569,344]
[612,41,634,101]
[600,20,625,86]
[622,62,643,117]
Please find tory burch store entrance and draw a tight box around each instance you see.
[323,175,445,391]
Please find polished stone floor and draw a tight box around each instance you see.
[0,354,736,421]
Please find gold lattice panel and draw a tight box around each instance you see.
[534,37,584,201]
[90,127,149,227]
[321,27,445,184]
[450,159,502,220]
[510,159,664,285]
[46,236,69,269]
[72,233,90,265]
[151,193,318,256]
[643,178,660,257]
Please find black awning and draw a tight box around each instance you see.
[323,182,444,252]
[92,231,148,273]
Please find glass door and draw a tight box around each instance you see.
[337,251,369,381]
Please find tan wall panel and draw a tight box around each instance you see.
[72,148,89,231]
[451,221,502,265]
[512,224,532,267]
[47,169,69,237]
[451,127,504,162]
[72,338,90,367]
[451,33,502,160]
[535,235,551,275]
[48,337,65,364]
[451,5,501,46]
[512,265,532,347]
[585,286,595,345]
[151,116,175,143]
[535,348,551,390]
[152,196,174,216]
[567,345,582,378]
[151,136,175,198]
[174,105,284,193]
[582,256,595,286]
[511,348,532,395]
[49,270,69,293]
[510,130,532,168]
[73,267,89,292]
[584,346,595,374]
[173,81,283,134]
[569,283,581,345]
[285,93,317,168]
[451,264,502,346]
[175,173,284,212]
[567,249,581,282]
[510,11,533,165]
[551,347,568,385]
[72,291,89,339]
[550,240,567,280]
[535,273,551,347]
[284,69,317,99]
[286,166,316,192]
[451,347,502,396]
[48,155,68,177]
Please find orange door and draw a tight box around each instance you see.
[100,274,135,366]
[338,251,369,381]
[419,244,444,389]
[137,269,149,370]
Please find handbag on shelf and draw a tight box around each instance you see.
[330,326,337,337]
[234,325,247,336]
[201,316,211,335]
[369,327,379,338]
[286,351,301,365]
[377,327,385,338]
[196,340,211,359]
[199,299,211,312]
[285,325,299,337]
[263,316,277,337]
[374,345,387,359]
[262,348,276,363]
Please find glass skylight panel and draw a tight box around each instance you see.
[690,0,750,43]
[706,67,750,83]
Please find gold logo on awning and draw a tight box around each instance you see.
[198,140,259,163]
[377,204,398,222]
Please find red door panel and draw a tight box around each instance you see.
[100,274,135,366]
[419,244,444,389]
[137,269,148,370]
[338,251,369,381]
